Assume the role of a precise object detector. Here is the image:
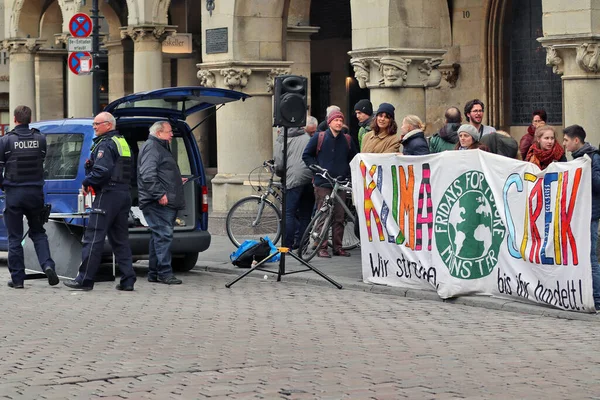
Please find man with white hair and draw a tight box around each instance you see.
[305,116,318,137]
[63,111,137,291]
[274,116,317,248]
[137,121,187,285]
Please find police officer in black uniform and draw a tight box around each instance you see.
[63,111,136,291]
[0,105,59,289]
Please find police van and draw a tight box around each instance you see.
[0,87,249,272]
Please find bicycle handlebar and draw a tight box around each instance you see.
[309,165,352,189]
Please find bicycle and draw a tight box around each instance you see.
[226,160,283,247]
[298,165,360,261]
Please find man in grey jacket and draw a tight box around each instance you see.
[274,119,316,248]
[138,121,186,284]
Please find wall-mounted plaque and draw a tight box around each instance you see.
[206,28,228,54]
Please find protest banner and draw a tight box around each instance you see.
[350,151,595,312]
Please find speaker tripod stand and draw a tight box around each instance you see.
[225,123,342,290]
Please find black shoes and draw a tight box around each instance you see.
[63,280,93,291]
[115,283,134,291]
[148,276,182,285]
[44,267,60,286]
[7,281,24,289]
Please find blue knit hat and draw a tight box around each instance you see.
[376,103,395,119]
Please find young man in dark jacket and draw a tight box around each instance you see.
[563,124,600,311]
[303,111,357,258]
[137,121,186,285]
[0,105,58,289]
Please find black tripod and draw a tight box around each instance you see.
[225,126,342,289]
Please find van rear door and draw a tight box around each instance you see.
[104,86,250,119]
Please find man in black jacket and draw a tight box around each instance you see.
[0,105,58,289]
[137,121,186,284]
[63,112,137,291]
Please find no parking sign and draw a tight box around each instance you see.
[68,51,93,75]
[69,13,92,38]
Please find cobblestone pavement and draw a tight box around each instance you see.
[0,267,599,400]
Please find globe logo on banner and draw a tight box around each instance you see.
[435,171,506,280]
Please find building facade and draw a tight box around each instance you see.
[2,0,600,211]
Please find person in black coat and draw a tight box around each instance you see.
[63,112,137,291]
[0,105,58,289]
[137,121,186,285]
[400,114,430,155]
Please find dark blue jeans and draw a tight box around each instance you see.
[285,184,315,248]
[591,219,600,308]
[142,203,177,280]
[4,186,55,284]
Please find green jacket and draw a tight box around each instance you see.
[357,116,374,151]
[429,123,461,153]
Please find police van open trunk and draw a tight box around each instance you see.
[0,87,249,273]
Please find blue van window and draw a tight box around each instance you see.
[136,137,191,175]
[45,134,84,179]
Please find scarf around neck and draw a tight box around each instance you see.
[526,141,564,169]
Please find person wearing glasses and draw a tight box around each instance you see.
[519,109,547,160]
[137,121,186,285]
[464,99,496,139]
[63,111,137,291]
[0,105,59,289]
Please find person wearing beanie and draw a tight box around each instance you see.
[354,99,374,151]
[303,110,357,258]
[375,103,395,120]
[361,103,400,154]
[454,124,490,151]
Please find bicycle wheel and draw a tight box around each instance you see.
[298,209,332,262]
[226,196,282,247]
[329,216,360,250]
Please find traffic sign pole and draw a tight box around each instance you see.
[91,0,100,116]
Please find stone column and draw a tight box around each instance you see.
[538,2,600,146]
[55,33,93,118]
[35,49,65,120]
[178,56,211,164]
[196,61,292,212]
[120,25,176,92]
[348,49,446,121]
[2,39,41,124]
[286,25,319,109]
[104,40,126,103]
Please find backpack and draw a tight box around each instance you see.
[230,237,277,268]
[316,131,352,155]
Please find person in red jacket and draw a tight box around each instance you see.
[519,109,547,159]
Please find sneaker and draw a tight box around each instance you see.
[63,280,93,291]
[147,276,158,283]
[44,267,60,286]
[333,250,351,257]
[317,249,331,258]
[158,276,183,285]
[115,283,134,291]
[7,281,24,289]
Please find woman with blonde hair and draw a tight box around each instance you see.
[361,102,400,153]
[525,125,566,169]
[400,114,430,155]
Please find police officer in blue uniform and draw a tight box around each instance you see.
[0,105,59,289]
[63,111,136,291]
